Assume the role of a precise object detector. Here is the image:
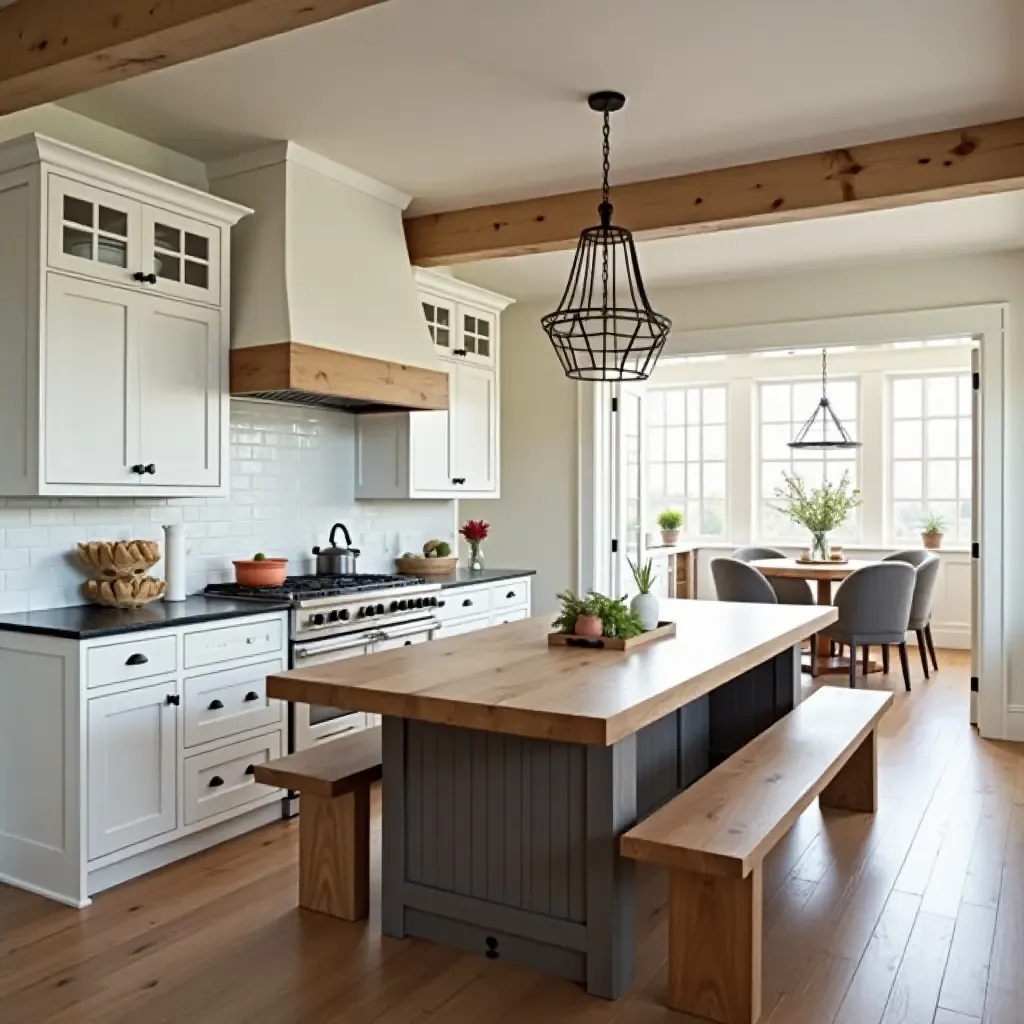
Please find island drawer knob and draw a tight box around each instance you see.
[208,775,224,788]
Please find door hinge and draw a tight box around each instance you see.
[972,371,980,390]
[611,539,618,554]
[972,541,980,558]
[970,676,979,693]
[611,397,618,413]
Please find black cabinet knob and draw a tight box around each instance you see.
[143,273,157,284]
[131,463,145,475]
[144,464,156,475]
[462,598,473,607]
[507,591,516,599]
[208,775,224,788]
[208,699,224,710]
[243,691,259,702]
[404,640,413,646]
[125,652,148,666]
[245,764,256,775]
[439,599,446,608]
[451,477,458,485]
[165,694,180,706]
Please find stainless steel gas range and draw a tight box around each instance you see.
[205,573,441,750]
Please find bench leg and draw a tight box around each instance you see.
[299,788,370,921]
[820,728,877,813]
[668,865,762,1024]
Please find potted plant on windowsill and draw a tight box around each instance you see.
[656,509,684,546]
[771,470,861,561]
[921,513,946,550]
[628,557,660,630]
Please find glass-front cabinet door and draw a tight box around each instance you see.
[420,294,457,359]
[142,207,221,306]
[458,307,496,366]
[47,176,142,287]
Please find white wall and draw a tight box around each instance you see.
[0,401,453,613]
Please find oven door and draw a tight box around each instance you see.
[291,633,372,750]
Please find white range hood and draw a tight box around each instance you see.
[209,143,447,412]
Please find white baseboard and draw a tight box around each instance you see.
[0,871,90,909]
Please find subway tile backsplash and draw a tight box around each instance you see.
[0,401,454,613]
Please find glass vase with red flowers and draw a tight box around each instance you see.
[460,520,489,572]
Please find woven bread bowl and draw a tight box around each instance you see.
[77,540,161,579]
[395,555,458,576]
[82,576,166,609]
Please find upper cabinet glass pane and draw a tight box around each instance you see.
[97,237,127,268]
[477,337,490,357]
[183,261,209,289]
[98,206,128,238]
[435,327,450,348]
[184,233,209,260]
[64,195,93,227]
[156,253,181,281]
[62,225,93,260]
[437,307,450,327]
[154,223,181,253]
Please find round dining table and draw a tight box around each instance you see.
[750,557,885,676]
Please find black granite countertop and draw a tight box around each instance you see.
[427,568,537,589]
[0,596,293,640]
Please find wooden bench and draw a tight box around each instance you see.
[254,726,381,921]
[620,687,892,1024]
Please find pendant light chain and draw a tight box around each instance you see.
[821,349,828,398]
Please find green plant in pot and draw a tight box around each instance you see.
[921,512,946,550]
[657,508,684,546]
[553,590,644,640]
[770,470,861,561]
[628,557,660,630]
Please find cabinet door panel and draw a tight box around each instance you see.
[410,409,454,494]
[44,274,138,486]
[87,681,177,859]
[420,293,457,359]
[137,298,221,487]
[457,305,496,367]
[453,364,497,493]
[142,207,221,306]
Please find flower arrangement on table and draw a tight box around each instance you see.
[460,519,489,572]
[770,470,861,561]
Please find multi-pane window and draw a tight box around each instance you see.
[890,374,972,543]
[758,379,860,541]
[647,386,727,537]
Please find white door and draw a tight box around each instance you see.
[87,681,177,859]
[44,274,139,486]
[970,347,980,726]
[410,408,455,494]
[47,177,143,288]
[452,363,497,493]
[136,297,222,487]
[614,383,647,598]
[142,206,221,306]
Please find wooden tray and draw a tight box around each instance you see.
[395,555,458,576]
[548,620,677,650]
[795,556,849,565]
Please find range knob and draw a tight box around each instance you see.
[339,609,350,621]
[311,613,326,626]
[357,607,367,618]
[429,596,439,606]
[327,609,340,622]
[375,603,385,615]
[390,600,399,612]
[416,597,425,608]
[364,605,375,617]
[399,599,408,610]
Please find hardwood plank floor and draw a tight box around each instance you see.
[2,650,1022,1023]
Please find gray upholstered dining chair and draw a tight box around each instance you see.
[820,562,916,690]
[711,557,778,604]
[885,550,942,676]
[883,548,932,568]
[732,546,814,606]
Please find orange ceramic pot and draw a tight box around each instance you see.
[574,614,603,638]
[233,558,288,586]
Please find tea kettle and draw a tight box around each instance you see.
[312,523,360,575]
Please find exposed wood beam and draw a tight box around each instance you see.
[0,0,390,115]
[404,117,1024,266]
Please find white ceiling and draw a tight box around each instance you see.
[454,192,1024,301]
[63,0,1024,216]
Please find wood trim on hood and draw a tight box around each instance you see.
[230,343,449,412]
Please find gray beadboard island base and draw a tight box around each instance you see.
[380,642,801,999]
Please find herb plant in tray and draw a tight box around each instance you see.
[553,590,645,640]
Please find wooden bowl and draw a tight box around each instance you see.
[395,555,458,576]
[83,576,166,608]
[233,558,288,586]
[77,540,161,578]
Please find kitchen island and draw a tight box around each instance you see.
[268,599,835,999]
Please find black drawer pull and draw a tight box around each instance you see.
[208,775,224,788]
[165,694,180,706]
[125,652,148,666]
[506,590,516,599]
[404,640,413,646]
[208,699,224,710]
[243,691,259,702]
[462,598,473,607]
[245,764,256,776]
[438,600,446,608]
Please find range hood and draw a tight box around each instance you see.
[209,144,447,413]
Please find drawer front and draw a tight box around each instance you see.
[183,657,285,748]
[491,607,529,627]
[87,635,178,688]
[183,731,282,826]
[184,617,284,669]
[436,586,491,623]
[491,578,530,611]
[434,614,491,639]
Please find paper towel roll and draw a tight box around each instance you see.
[162,524,187,602]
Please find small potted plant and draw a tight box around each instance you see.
[657,509,684,546]
[553,590,644,639]
[628,557,659,630]
[459,519,489,572]
[771,470,861,561]
[921,512,946,550]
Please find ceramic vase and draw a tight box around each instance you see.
[631,592,660,631]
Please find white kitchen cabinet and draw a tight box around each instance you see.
[87,680,178,859]
[0,134,248,497]
[432,576,533,638]
[356,270,511,500]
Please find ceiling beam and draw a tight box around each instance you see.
[0,0,390,115]
[404,117,1024,266]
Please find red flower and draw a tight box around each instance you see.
[460,519,490,542]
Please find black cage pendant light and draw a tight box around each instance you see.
[789,349,862,450]
[541,91,671,381]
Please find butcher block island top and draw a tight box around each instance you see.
[268,599,835,745]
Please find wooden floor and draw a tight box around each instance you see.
[2,649,1022,1024]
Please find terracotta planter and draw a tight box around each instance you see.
[660,529,681,546]
[233,558,288,586]
[921,532,944,550]
[574,614,603,638]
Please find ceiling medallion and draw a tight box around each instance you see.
[541,91,671,382]
[789,349,862,450]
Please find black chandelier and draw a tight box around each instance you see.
[541,91,671,382]
[789,349,862,450]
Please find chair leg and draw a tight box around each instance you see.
[925,624,939,671]
[849,643,857,688]
[862,644,869,677]
[882,644,890,674]
[916,630,930,679]
[830,640,837,658]
[898,642,912,692]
